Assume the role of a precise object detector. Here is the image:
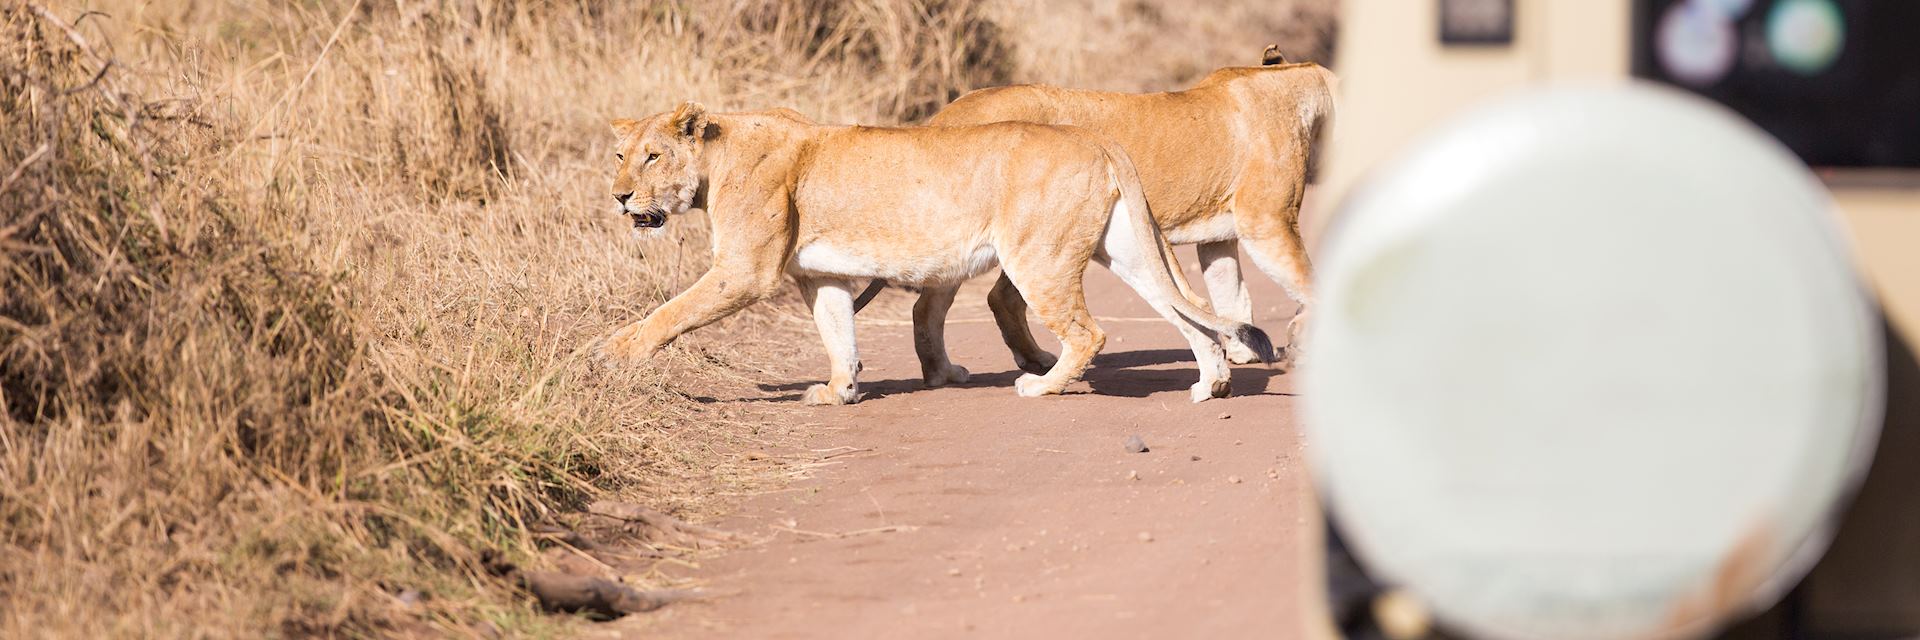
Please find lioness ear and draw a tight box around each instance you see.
[670,102,710,140]
[1262,44,1288,66]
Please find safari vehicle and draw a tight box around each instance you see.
[1304,1,1920,639]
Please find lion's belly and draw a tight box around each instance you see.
[789,240,998,285]
[1162,210,1238,245]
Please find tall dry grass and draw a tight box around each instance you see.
[1004,0,1337,92]
[1,0,1014,636]
[2,0,1331,635]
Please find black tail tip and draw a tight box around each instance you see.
[1237,325,1279,365]
[852,279,888,314]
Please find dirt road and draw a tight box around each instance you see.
[620,249,1316,639]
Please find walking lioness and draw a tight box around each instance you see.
[600,102,1273,404]
[909,53,1334,372]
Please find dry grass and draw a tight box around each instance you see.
[1001,0,1337,92]
[0,0,1011,636]
[0,0,1327,636]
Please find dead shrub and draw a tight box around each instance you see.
[2,0,1337,635]
[0,5,598,637]
[0,0,1027,635]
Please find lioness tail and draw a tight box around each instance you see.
[1099,142,1278,365]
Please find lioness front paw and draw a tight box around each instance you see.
[599,326,659,363]
[802,383,858,406]
[922,364,971,388]
[1190,378,1231,403]
[1013,350,1059,375]
[1014,373,1062,398]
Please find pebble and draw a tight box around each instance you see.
[1124,435,1149,453]
[1190,455,1202,462]
[1228,475,1244,484]
[1127,470,1140,481]
[1218,412,1231,420]
[1138,531,1154,543]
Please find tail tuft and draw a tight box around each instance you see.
[1262,44,1288,66]
[1236,324,1278,365]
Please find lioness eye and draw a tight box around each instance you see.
[615,153,624,161]
[646,153,661,163]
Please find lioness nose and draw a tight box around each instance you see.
[613,192,634,206]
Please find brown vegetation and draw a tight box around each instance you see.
[0,0,1331,636]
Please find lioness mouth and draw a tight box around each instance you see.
[630,211,665,229]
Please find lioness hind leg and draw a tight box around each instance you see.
[1197,239,1264,365]
[1235,181,1315,367]
[913,285,971,387]
[997,267,1104,398]
[799,278,861,405]
[1096,251,1234,403]
[987,272,1058,374]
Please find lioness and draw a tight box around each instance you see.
[895,53,1334,373]
[601,102,1274,404]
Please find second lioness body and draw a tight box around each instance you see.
[603,104,1273,404]
[920,58,1335,372]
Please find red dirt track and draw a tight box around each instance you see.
[620,245,1317,639]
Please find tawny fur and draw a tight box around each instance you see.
[923,59,1335,370]
[602,103,1272,405]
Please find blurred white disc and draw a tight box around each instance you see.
[1304,85,1881,640]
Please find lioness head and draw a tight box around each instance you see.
[609,102,712,238]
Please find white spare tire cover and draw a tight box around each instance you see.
[1304,84,1883,640]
